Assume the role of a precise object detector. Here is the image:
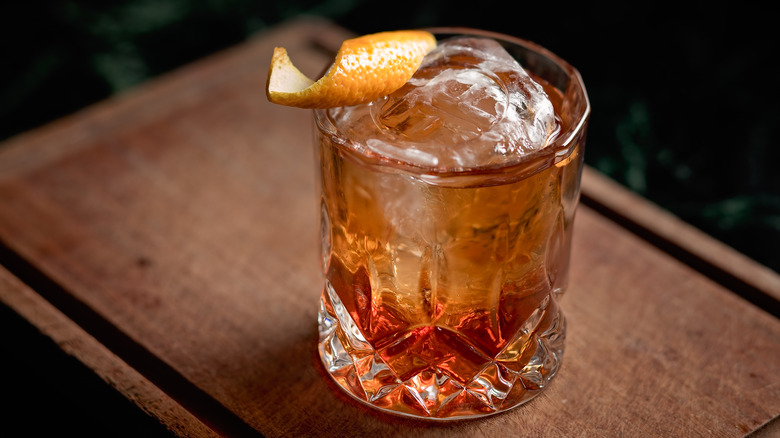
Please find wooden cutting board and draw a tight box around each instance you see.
[1,17,778,437]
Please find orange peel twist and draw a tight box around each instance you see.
[266,30,437,108]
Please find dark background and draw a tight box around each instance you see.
[1,1,778,435]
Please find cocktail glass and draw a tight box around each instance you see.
[314,28,589,420]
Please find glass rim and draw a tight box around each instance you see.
[314,27,590,181]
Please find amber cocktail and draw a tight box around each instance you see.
[315,29,589,419]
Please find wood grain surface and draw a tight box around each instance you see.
[0,17,778,437]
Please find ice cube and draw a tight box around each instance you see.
[375,65,508,144]
[336,37,560,170]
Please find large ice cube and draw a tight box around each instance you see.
[335,37,560,170]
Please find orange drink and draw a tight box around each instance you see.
[272,28,589,420]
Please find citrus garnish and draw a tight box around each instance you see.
[266,30,436,108]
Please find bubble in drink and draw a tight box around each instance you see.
[315,32,588,419]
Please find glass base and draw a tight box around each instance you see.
[317,283,566,420]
